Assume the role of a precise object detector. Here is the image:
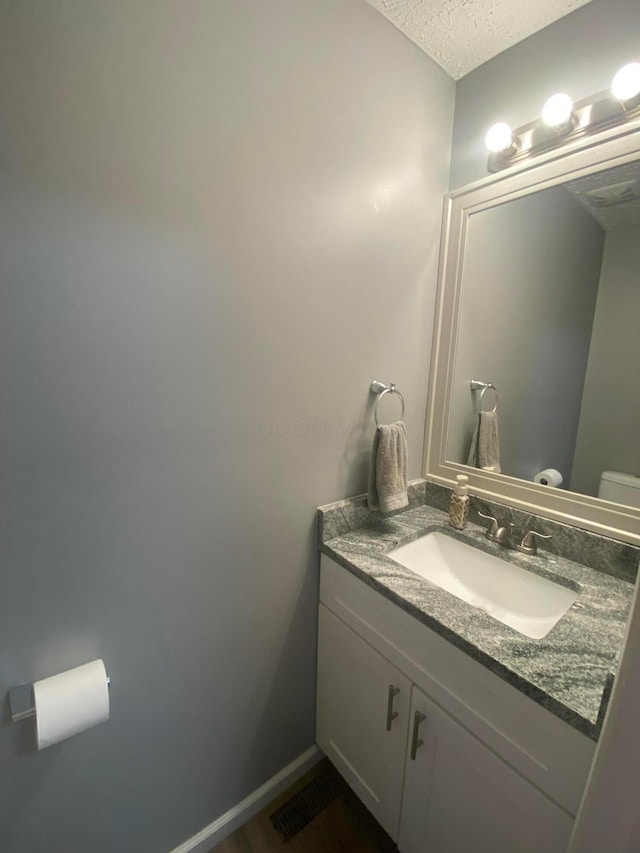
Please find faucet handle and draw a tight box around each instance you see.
[517,530,552,556]
[477,511,499,540]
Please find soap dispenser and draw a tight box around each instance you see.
[449,474,470,530]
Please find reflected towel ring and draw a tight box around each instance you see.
[370,380,406,427]
[470,379,499,414]
[479,383,498,414]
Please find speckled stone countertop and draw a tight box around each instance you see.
[318,501,634,741]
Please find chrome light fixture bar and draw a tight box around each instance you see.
[487,63,640,172]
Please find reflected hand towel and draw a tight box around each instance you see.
[467,411,501,473]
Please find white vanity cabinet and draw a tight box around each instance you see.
[316,555,596,853]
[316,605,410,838]
[399,685,574,853]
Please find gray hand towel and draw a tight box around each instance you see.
[467,410,501,473]
[368,421,409,513]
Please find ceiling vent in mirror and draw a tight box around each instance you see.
[584,180,640,207]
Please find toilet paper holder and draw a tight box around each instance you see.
[8,674,111,724]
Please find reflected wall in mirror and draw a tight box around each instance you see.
[425,124,640,544]
[447,160,640,507]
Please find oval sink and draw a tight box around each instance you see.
[388,532,578,639]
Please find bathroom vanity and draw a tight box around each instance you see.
[314,123,640,851]
[315,497,633,852]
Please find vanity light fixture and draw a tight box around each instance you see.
[541,93,575,131]
[611,62,640,104]
[484,122,517,155]
[486,61,640,171]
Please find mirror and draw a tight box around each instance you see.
[448,160,640,497]
[425,125,640,545]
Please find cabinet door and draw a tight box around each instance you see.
[316,604,410,840]
[398,686,574,853]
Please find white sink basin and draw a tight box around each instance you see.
[388,532,578,639]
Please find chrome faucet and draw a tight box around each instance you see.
[477,512,514,548]
[477,511,552,555]
[494,523,516,548]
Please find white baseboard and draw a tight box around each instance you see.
[169,744,323,853]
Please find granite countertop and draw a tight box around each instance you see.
[319,501,634,740]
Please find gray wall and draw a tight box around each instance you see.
[571,226,640,497]
[0,2,454,851]
[450,0,640,188]
[448,187,603,483]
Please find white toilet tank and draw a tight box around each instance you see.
[598,471,640,508]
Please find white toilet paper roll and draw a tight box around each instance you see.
[33,659,110,749]
[534,468,563,488]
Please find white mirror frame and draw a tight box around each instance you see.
[425,118,640,546]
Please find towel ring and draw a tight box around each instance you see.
[370,380,406,427]
[479,383,498,414]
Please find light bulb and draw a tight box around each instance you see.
[542,93,574,128]
[485,122,515,153]
[611,62,640,102]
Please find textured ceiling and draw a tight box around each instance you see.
[565,162,640,231]
[365,0,594,80]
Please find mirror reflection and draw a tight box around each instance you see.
[447,160,640,511]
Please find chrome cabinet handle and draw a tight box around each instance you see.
[410,711,426,760]
[386,685,400,731]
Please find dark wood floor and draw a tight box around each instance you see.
[212,760,397,853]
